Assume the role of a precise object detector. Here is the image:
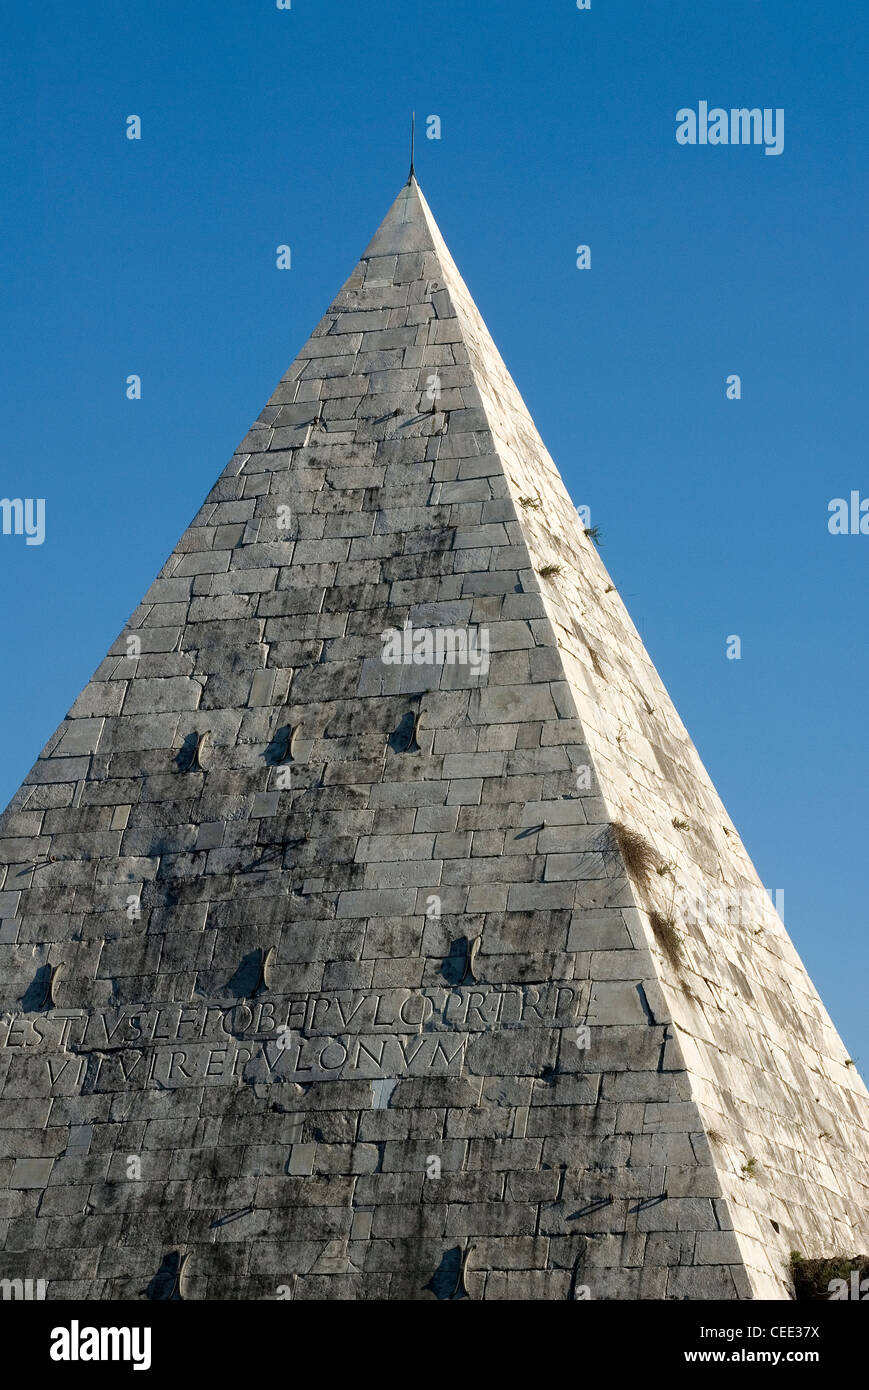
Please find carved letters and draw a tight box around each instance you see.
[0,983,584,1092]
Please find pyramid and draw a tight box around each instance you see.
[1,176,867,1303]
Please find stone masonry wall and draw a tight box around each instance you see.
[0,180,866,1300]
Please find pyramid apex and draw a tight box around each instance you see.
[362,174,436,258]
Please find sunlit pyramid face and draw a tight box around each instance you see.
[0,177,867,1303]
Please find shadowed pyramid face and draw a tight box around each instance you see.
[0,179,867,1302]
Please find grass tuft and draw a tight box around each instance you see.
[650,910,684,966]
[790,1251,869,1300]
[609,821,659,892]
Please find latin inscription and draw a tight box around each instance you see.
[0,983,584,1092]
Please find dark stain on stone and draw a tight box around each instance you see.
[425,1246,470,1300]
[20,963,58,1012]
[79,1053,102,1096]
[223,948,271,999]
[389,709,420,754]
[440,936,478,986]
[144,1251,188,1301]
[176,731,207,772]
[264,724,293,765]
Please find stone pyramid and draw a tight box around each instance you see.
[1,177,867,1303]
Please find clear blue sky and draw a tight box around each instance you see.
[1,1,866,1059]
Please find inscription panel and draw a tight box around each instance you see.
[0,983,587,1091]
